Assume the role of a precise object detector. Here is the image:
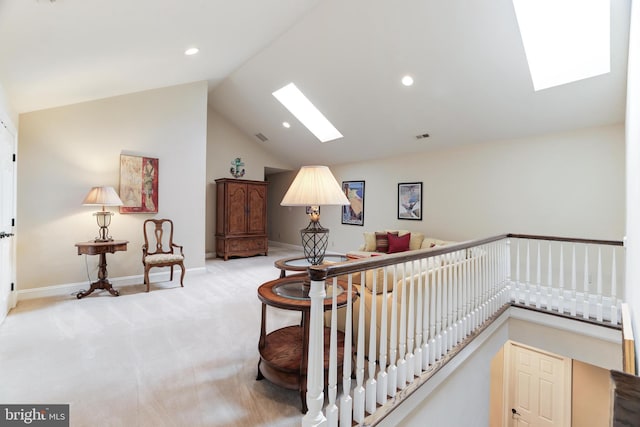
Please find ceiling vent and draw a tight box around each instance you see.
[415,133,430,140]
[255,133,269,142]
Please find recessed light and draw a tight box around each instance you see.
[282,122,291,128]
[402,75,414,86]
[184,47,199,56]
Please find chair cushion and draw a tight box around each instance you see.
[145,253,184,264]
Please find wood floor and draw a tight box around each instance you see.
[0,244,306,427]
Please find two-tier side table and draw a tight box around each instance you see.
[256,275,355,412]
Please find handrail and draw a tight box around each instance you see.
[507,233,624,247]
[308,233,508,281]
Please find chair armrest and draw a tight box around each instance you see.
[171,243,184,256]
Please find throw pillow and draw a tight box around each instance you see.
[363,232,377,251]
[375,231,398,253]
[387,232,411,253]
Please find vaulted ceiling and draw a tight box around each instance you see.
[0,0,630,167]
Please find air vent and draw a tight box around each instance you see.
[255,133,269,142]
[415,133,430,140]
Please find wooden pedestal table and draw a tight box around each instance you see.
[75,240,128,299]
[256,276,355,413]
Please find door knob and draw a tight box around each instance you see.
[511,408,521,417]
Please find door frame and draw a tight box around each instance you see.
[502,340,572,427]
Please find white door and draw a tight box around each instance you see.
[505,341,571,427]
[0,121,16,323]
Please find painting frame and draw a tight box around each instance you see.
[341,180,365,226]
[119,154,159,214]
[397,182,422,220]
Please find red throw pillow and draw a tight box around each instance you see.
[375,231,398,253]
[387,232,410,254]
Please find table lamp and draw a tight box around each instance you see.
[82,186,123,242]
[281,166,349,265]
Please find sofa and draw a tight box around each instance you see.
[324,230,460,358]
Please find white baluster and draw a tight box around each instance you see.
[302,279,327,427]
[397,263,408,388]
[387,266,398,397]
[353,273,366,423]
[340,275,354,427]
[525,240,531,306]
[443,256,451,353]
[571,244,577,317]
[429,267,437,365]
[597,247,603,322]
[421,258,431,370]
[515,240,521,303]
[583,246,590,320]
[455,251,463,344]
[406,262,416,379]
[558,243,565,314]
[535,241,542,309]
[326,278,339,427]
[547,242,553,311]
[366,269,377,414]
[414,260,424,374]
[611,249,618,324]
[435,263,443,361]
[462,255,469,338]
[377,267,388,404]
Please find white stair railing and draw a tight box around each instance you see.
[303,234,623,426]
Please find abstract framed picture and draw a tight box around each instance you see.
[342,180,365,226]
[119,154,159,213]
[397,182,422,220]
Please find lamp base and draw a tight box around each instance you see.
[300,220,329,265]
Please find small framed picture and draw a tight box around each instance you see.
[342,181,365,225]
[398,182,422,220]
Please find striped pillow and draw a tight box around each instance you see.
[375,231,398,253]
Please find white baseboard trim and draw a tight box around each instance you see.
[268,240,302,251]
[16,267,207,301]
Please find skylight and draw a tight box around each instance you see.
[272,83,343,143]
[512,0,610,91]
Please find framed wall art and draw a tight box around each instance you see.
[119,154,159,213]
[397,182,422,220]
[342,180,365,225]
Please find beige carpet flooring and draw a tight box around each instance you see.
[0,244,309,427]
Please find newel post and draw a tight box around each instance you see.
[302,275,327,427]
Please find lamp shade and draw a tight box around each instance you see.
[82,186,123,207]
[280,166,349,206]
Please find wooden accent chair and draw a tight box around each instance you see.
[142,219,185,292]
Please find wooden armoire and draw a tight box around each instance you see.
[215,178,268,260]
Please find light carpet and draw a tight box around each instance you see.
[0,244,309,427]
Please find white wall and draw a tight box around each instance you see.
[205,108,293,255]
[17,82,208,290]
[0,82,18,129]
[269,124,625,253]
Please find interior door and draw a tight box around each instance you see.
[0,121,16,323]
[505,341,571,427]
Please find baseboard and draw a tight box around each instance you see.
[268,240,302,251]
[16,267,207,301]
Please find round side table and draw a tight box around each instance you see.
[274,254,348,278]
[256,275,355,413]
